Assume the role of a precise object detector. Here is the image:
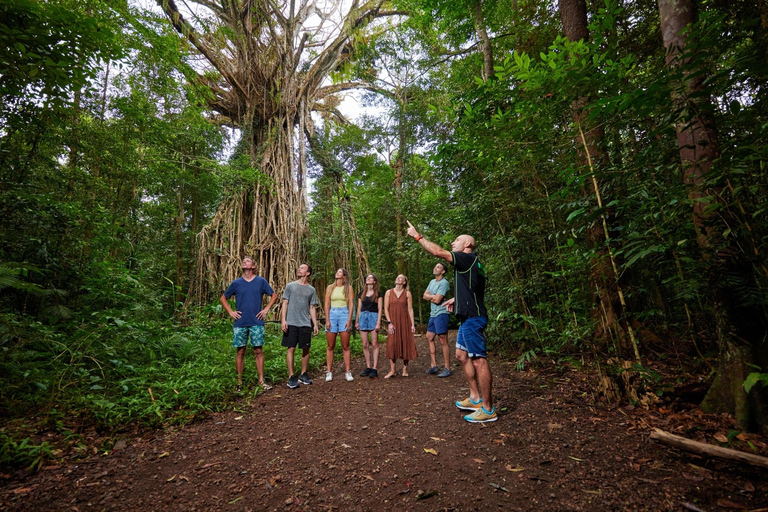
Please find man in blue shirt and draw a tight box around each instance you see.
[220,257,278,392]
[423,262,452,378]
[406,221,496,423]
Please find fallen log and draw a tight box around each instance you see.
[649,428,768,470]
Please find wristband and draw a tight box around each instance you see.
[415,234,424,242]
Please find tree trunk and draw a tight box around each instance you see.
[559,0,632,349]
[658,0,768,430]
[471,0,495,81]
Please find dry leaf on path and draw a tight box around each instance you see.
[424,448,438,455]
[473,458,485,464]
[157,452,170,459]
[714,433,728,443]
[505,464,524,472]
[430,437,445,442]
[716,498,746,509]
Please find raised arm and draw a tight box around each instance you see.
[406,220,452,262]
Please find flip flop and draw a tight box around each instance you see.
[260,382,273,390]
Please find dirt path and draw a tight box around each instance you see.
[2,335,766,511]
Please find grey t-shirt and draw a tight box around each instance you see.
[282,281,319,327]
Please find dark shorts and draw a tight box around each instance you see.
[282,325,313,349]
[427,313,449,335]
[455,316,488,358]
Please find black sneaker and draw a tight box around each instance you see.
[235,383,242,392]
[298,372,313,385]
[369,369,378,379]
[426,366,439,375]
[287,375,299,389]
[360,367,372,377]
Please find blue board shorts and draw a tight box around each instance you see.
[455,316,488,358]
[328,307,350,333]
[233,325,265,348]
[358,311,378,331]
[427,313,449,335]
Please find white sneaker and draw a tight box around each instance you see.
[325,371,332,382]
[345,371,354,382]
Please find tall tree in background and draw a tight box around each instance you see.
[657,0,767,428]
[158,0,398,300]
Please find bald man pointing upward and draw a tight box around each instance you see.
[406,221,496,423]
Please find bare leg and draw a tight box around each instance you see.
[235,347,246,381]
[472,357,493,409]
[402,360,409,377]
[361,331,371,369]
[254,347,265,384]
[300,347,310,374]
[286,347,296,377]
[385,360,396,378]
[371,331,379,371]
[426,331,437,368]
[326,332,337,372]
[439,333,451,369]
[456,348,480,402]
[341,331,351,372]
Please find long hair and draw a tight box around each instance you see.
[336,268,351,300]
[365,273,379,301]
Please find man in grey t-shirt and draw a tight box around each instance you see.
[281,263,319,389]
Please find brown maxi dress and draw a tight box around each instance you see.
[386,289,418,362]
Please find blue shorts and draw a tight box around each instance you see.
[455,316,488,358]
[233,325,265,348]
[358,311,378,331]
[328,307,350,333]
[427,313,449,335]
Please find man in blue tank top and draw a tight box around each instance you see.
[220,257,278,392]
[406,221,496,423]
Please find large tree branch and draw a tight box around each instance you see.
[299,0,401,98]
[157,0,248,100]
[315,81,394,100]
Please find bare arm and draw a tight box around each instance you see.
[345,286,354,329]
[407,291,415,333]
[355,296,363,329]
[376,296,383,332]
[324,285,332,329]
[406,220,452,262]
[281,298,289,332]
[220,294,241,320]
[430,292,445,304]
[384,290,395,335]
[257,292,278,320]
[310,305,318,336]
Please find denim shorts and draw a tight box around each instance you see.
[455,316,488,358]
[232,325,265,348]
[358,311,378,331]
[328,307,350,333]
[427,313,449,335]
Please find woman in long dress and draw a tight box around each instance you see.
[383,274,417,378]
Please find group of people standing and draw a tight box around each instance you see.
[220,224,496,423]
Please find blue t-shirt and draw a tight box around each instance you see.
[223,276,275,327]
[427,278,450,318]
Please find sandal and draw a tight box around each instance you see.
[260,382,273,390]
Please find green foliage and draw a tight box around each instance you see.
[0,434,54,471]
